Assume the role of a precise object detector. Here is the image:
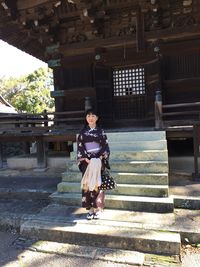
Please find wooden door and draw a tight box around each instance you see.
[94,64,113,120]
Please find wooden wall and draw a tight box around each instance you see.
[162,39,200,105]
[52,38,200,125]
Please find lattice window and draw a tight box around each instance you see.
[113,67,145,96]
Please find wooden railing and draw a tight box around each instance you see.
[162,102,200,127]
[154,91,200,180]
[0,110,85,134]
[154,91,200,129]
[0,110,85,169]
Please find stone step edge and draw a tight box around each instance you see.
[62,171,169,176]
[57,182,169,189]
[50,192,173,203]
[20,211,199,243]
[70,149,168,154]
[74,140,167,145]
[73,143,167,152]
[61,173,169,185]
[20,218,180,255]
[36,213,199,244]
[69,160,168,164]
[172,195,200,210]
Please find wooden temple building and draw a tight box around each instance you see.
[0,0,200,174]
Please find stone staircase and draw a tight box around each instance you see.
[51,130,174,213]
[20,131,181,256]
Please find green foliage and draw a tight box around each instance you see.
[0,67,54,113]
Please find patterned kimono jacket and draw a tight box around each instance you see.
[77,126,110,162]
[77,125,110,209]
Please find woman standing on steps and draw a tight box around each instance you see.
[77,109,110,220]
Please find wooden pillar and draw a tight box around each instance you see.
[36,138,47,169]
[43,109,48,127]
[155,91,163,129]
[136,6,145,52]
[192,124,200,180]
[22,142,30,154]
[0,142,3,168]
[85,96,92,111]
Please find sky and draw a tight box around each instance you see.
[0,40,47,78]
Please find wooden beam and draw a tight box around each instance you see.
[17,0,56,10]
[59,26,200,57]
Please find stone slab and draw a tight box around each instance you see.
[173,195,200,210]
[70,150,168,161]
[20,218,181,255]
[62,171,169,185]
[32,240,145,266]
[50,192,174,212]
[106,131,166,141]
[70,161,169,173]
[57,181,169,197]
[73,140,167,151]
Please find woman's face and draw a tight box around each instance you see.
[86,113,98,127]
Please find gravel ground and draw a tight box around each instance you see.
[181,244,200,267]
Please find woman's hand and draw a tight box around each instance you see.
[85,158,90,164]
[79,158,90,164]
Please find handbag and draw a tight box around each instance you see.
[99,169,116,191]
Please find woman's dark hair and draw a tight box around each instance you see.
[85,108,98,117]
[83,108,101,127]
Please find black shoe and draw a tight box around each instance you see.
[86,212,94,220]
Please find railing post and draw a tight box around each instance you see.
[0,142,3,168]
[85,96,92,111]
[36,137,47,169]
[192,123,200,180]
[43,109,48,127]
[155,90,163,130]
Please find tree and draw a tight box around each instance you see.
[0,67,54,113]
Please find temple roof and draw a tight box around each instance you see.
[0,95,17,114]
[0,0,199,61]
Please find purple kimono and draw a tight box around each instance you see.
[77,126,110,210]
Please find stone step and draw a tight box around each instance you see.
[20,218,180,255]
[74,140,167,151]
[106,131,166,141]
[62,171,169,185]
[50,192,174,213]
[70,161,168,173]
[173,195,200,210]
[57,182,169,197]
[70,150,168,161]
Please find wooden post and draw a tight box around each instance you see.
[0,142,3,168]
[85,96,92,111]
[136,6,145,52]
[155,90,163,129]
[36,137,47,169]
[43,109,48,127]
[23,142,30,154]
[192,124,200,180]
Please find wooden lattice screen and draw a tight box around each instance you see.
[113,66,146,119]
[113,67,145,96]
